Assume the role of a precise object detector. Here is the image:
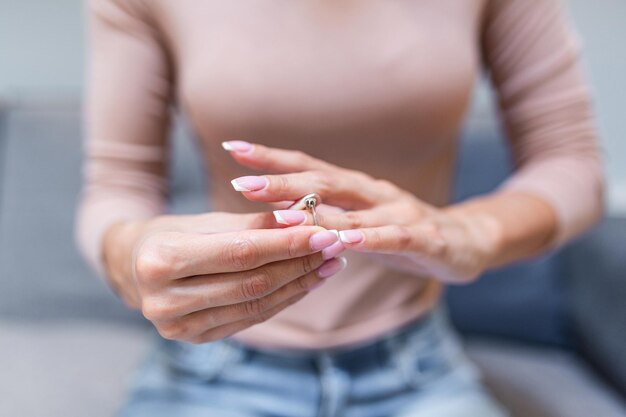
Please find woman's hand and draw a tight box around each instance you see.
[223,141,503,284]
[102,212,346,343]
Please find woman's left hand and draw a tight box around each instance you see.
[223,141,502,284]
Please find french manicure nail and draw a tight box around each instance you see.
[273,210,307,225]
[317,256,348,279]
[322,240,345,260]
[339,230,364,244]
[221,140,253,153]
[310,230,339,251]
[231,176,268,192]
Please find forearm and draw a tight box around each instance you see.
[444,190,560,269]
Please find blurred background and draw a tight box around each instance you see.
[0,1,625,417]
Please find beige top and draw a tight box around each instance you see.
[77,0,603,348]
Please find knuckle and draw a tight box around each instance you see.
[224,237,260,270]
[241,268,273,300]
[403,201,424,222]
[312,171,332,196]
[155,319,189,341]
[374,178,394,190]
[415,222,447,256]
[428,237,448,257]
[285,231,301,259]
[135,233,186,282]
[393,226,414,250]
[275,175,290,194]
[300,254,322,275]
[243,296,270,317]
[155,327,178,341]
[141,296,178,322]
[367,227,383,245]
[293,150,311,167]
[373,179,398,198]
[346,169,375,187]
[300,254,316,275]
[344,211,363,229]
[134,241,169,283]
[353,170,374,182]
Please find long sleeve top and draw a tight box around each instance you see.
[77,0,604,349]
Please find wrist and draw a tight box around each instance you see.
[102,220,144,307]
[442,203,504,268]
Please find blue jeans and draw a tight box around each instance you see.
[119,309,508,417]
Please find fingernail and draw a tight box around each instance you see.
[317,256,348,279]
[310,230,339,251]
[322,240,345,260]
[222,140,253,153]
[339,230,364,244]
[273,210,307,225]
[231,176,268,192]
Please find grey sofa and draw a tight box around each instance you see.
[0,100,625,417]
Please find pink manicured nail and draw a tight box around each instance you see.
[273,210,307,225]
[339,230,364,244]
[317,257,348,279]
[231,176,268,192]
[310,230,339,251]
[221,141,253,153]
[322,240,345,260]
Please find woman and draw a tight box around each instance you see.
[77,0,604,415]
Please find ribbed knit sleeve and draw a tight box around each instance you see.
[483,0,605,247]
[76,0,173,275]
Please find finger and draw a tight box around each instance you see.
[268,200,345,221]
[337,224,447,256]
[134,226,339,281]
[187,293,307,344]
[230,171,389,209]
[272,207,393,230]
[320,240,346,261]
[148,252,326,318]
[222,141,333,174]
[270,201,296,210]
[168,212,281,234]
[164,257,347,339]
[144,212,280,236]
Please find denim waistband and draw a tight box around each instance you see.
[220,308,446,371]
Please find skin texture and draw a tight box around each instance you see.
[103,214,346,344]
[226,142,558,284]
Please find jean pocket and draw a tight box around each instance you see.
[158,338,246,382]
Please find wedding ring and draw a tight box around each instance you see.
[289,193,322,226]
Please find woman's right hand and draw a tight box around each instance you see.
[102,212,346,343]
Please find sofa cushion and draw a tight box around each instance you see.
[0,103,206,323]
[564,218,626,396]
[467,338,626,417]
[0,104,135,322]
